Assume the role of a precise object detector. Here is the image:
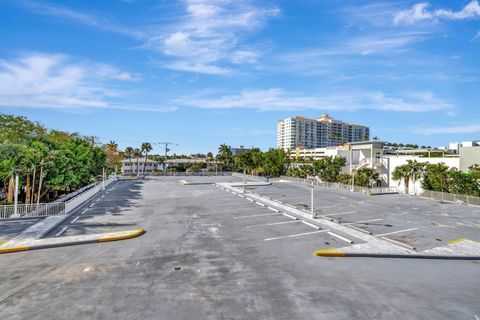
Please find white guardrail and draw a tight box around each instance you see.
[418,190,480,207]
[0,176,117,220]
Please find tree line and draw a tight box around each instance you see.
[286,157,381,188]
[213,144,290,177]
[0,114,108,204]
[393,160,480,196]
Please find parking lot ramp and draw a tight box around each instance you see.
[0,228,145,254]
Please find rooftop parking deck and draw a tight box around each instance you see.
[0,176,479,319]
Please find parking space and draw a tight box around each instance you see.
[45,179,144,238]
[244,181,480,252]
[0,218,42,243]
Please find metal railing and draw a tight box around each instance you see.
[418,190,480,207]
[231,172,269,182]
[0,176,117,220]
[270,176,397,195]
[149,172,233,176]
[0,203,66,219]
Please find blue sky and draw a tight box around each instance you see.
[0,0,479,154]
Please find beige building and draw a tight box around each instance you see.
[277,113,369,150]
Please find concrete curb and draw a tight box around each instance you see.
[314,249,480,260]
[0,228,145,254]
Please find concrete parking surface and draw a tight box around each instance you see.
[0,176,479,319]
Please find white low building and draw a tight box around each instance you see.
[290,141,478,194]
[121,158,159,175]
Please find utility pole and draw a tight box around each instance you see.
[158,142,175,175]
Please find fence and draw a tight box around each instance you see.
[418,189,480,207]
[270,176,397,195]
[231,172,270,182]
[149,172,233,177]
[0,176,117,220]
[0,203,66,220]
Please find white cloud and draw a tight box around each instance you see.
[0,53,162,111]
[473,31,480,41]
[173,88,452,112]
[18,0,142,37]
[149,0,280,73]
[163,61,231,75]
[415,124,480,135]
[231,50,260,64]
[394,1,480,25]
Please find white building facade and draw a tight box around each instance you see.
[277,114,369,150]
[289,141,477,194]
[121,158,159,175]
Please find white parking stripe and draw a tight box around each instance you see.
[55,226,69,237]
[70,216,80,224]
[89,203,95,208]
[246,220,300,228]
[265,230,329,241]
[80,209,89,215]
[322,211,356,217]
[374,228,418,237]
[233,212,281,219]
[267,207,280,212]
[282,213,298,220]
[301,220,321,230]
[327,231,354,243]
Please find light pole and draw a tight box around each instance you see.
[311,179,316,219]
[243,168,246,194]
[12,169,20,218]
[351,169,355,192]
[102,167,106,190]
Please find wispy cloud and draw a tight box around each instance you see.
[173,88,452,112]
[394,1,480,25]
[0,53,174,112]
[147,0,279,74]
[16,0,142,38]
[415,124,480,135]
[14,0,279,75]
[473,31,480,41]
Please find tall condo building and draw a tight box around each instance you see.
[277,113,370,150]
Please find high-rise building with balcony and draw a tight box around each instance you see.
[277,113,369,150]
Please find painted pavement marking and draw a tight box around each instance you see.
[265,230,329,241]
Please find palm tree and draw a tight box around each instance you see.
[124,147,134,175]
[217,144,232,171]
[407,160,424,195]
[141,142,152,176]
[0,159,15,203]
[133,148,141,176]
[392,164,411,194]
[356,168,380,187]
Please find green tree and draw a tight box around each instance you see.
[217,144,233,171]
[355,167,380,187]
[141,142,152,175]
[263,148,290,177]
[124,147,134,175]
[392,164,411,194]
[314,156,346,182]
[422,163,450,192]
[336,172,352,185]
